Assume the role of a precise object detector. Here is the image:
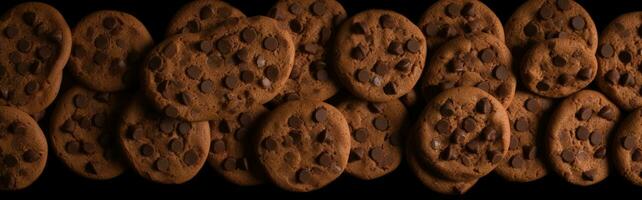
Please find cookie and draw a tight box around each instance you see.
[0,2,72,114]
[117,96,210,184]
[267,0,347,104]
[332,9,426,102]
[595,12,642,110]
[166,0,246,36]
[546,90,620,186]
[495,91,553,182]
[612,107,642,187]
[415,87,510,181]
[142,16,295,121]
[417,0,504,53]
[208,104,268,186]
[420,33,515,107]
[505,0,598,58]
[0,106,47,190]
[521,38,597,98]
[255,100,350,192]
[68,10,153,92]
[336,98,406,180]
[406,136,477,195]
[49,85,127,180]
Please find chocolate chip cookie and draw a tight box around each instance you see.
[521,38,597,98]
[208,104,268,186]
[166,0,246,36]
[415,87,510,181]
[142,16,295,121]
[68,10,153,92]
[117,96,210,184]
[612,107,642,186]
[0,106,47,190]
[0,2,72,114]
[49,86,127,180]
[495,91,553,182]
[255,100,350,192]
[337,98,406,180]
[332,9,426,102]
[420,33,515,107]
[595,12,642,110]
[547,90,620,186]
[505,0,598,58]
[418,0,504,53]
[406,136,477,195]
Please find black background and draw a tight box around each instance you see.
[1,0,642,198]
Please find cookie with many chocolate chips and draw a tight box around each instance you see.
[547,90,620,186]
[0,2,72,114]
[142,16,295,121]
[406,135,477,195]
[166,0,246,36]
[495,91,553,182]
[68,11,153,92]
[613,107,642,186]
[0,106,47,190]
[420,33,515,106]
[417,0,504,53]
[332,10,426,102]
[208,105,268,186]
[267,0,346,104]
[521,38,597,98]
[337,98,406,180]
[416,87,510,181]
[595,12,642,110]
[505,0,598,58]
[117,97,210,184]
[255,100,350,192]
[49,86,127,180]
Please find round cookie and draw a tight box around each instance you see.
[0,106,47,190]
[117,96,210,184]
[255,100,350,192]
[49,85,127,180]
[415,87,511,181]
[336,98,406,180]
[142,16,295,121]
[208,104,268,186]
[521,38,597,98]
[612,107,642,186]
[546,90,620,186]
[420,33,515,107]
[495,91,553,182]
[406,136,477,195]
[505,0,598,57]
[166,0,246,36]
[595,12,642,110]
[332,9,427,102]
[0,2,72,114]
[68,10,154,92]
[267,0,347,104]
[417,0,504,53]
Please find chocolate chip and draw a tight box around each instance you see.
[590,132,603,146]
[510,155,525,168]
[82,142,97,155]
[582,169,596,181]
[509,136,519,150]
[61,119,75,133]
[552,55,566,67]
[24,81,39,95]
[576,107,592,121]
[479,48,496,63]
[395,59,411,72]
[177,92,191,105]
[296,168,314,184]
[159,119,175,133]
[570,16,586,30]
[465,140,482,153]
[311,107,328,123]
[211,140,226,153]
[155,157,170,172]
[383,82,397,95]
[139,144,154,157]
[523,98,539,112]
[351,45,366,60]
[199,80,214,93]
[598,106,616,121]
[288,3,303,14]
[373,116,389,131]
[127,126,143,140]
[263,37,279,51]
[576,126,590,140]
[577,68,592,80]
[599,44,614,58]
[435,119,450,134]
[524,21,539,37]
[310,1,326,16]
[406,38,421,53]
[17,39,32,53]
[514,117,530,132]
[440,100,455,116]
[351,22,367,34]
[622,136,637,150]
[451,129,466,144]
[148,56,162,70]
[22,149,40,163]
[73,94,88,108]
[372,61,389,76]
[524,146,537,160]
[199,5,214,19]
[4,26,18,39]
[561,148,575,163]
[94,35,108,49]
[557,0,571,10]
[92,113,106,127]
[370,147,388,167]
[223,75,239,89]
[37,46,52,60]
[198,40,213,53]
[445,3,461,17]
[442,146,459,160]
[388,41,404,55]
[216,39,232,54]
[315,69,329,81]
[619,50,632,63]
[632,149,642,161]
[424,23,440,36]
[462,117,476,132]
[605,69,620,85]
[264,65,279,81]
[594,146,607,159]
[222,157,237,171]
[177,122,191,136]
[317,152,333,167]
[492,65,509,80]
[476,98,492,114]
[93,51,108,65]
[289,19,303,33]
[288,116,303,128]
[356,69,370,82]
[164,105,179,118]
[353,128,368,143]
[379,14,395,29]
[538,4,554,19]
[240,27,257,43]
